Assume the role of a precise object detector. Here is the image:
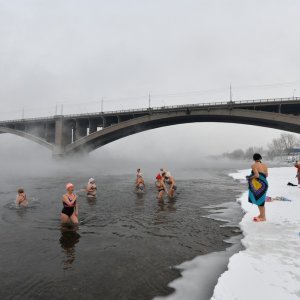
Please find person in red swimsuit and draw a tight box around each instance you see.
[295,161,300,185]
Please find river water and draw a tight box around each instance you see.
[0,167,245,300]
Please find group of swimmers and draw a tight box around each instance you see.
[16,178,98,225]
[16,170,177,226]
[136,168,177,200]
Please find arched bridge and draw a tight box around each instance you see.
[1,97,300,158]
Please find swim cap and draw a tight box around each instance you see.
[66,183,74,190]
[156,174,162,180]
[138,173,143,177]
[89,178,95,183]
[166,172,171,177]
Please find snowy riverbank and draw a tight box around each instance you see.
[211,167,300,300]
[156,166,300,300]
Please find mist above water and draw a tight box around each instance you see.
[0,133,250,182]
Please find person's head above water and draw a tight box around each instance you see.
[88,178,95,184]
[164,171,171,179]
[253,153,262,162]
[137,168,141,173]
[66,183,74,193]
[17,188,24,194]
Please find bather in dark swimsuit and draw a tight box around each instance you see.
[62,195,76,217]
[156,180,165,192]
[165,178,177,190]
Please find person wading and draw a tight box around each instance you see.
[61,183,79,225]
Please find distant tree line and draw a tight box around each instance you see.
[267,133,300,159]
[222,133,300,160]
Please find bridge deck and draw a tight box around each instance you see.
[0,97,299,124]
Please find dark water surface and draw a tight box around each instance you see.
[0,169,244,300]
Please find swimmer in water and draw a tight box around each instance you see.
[61,183,78,224]
[136,173,145,192]
[164,171,177,198]
[155,173,167,201]
[86,178,97,198]
[16,188,28,207]
[160,168,166,176]
[136,168,142,184]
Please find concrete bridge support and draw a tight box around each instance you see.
[52,118,75,158]
[89,119,98,134]
[63,120,73,145]
[53,117,65,157]
[45,122,55,144]
[75,119,89,141]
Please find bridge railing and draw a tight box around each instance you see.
[0,96,299,124]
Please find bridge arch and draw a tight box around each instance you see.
[65,109,300,155]
[0,126,54,151]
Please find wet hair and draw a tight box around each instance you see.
[161,172,166,177]
[253,153,262,161]
[17,188,24,194]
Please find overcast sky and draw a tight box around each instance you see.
[0,0,300,160]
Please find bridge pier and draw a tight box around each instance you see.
[53,117,65,158]
[89,119,98,134]
[74,119,89,140]
[45,122,55,144]
[52,117,76,158]
[63,120,73,145]
[101,116,107,128]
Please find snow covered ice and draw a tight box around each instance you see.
[156,167,300,300]
[211,167,300,300]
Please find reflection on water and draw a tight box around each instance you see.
[59,226,81,270]
[16,206,27,218]
[0,170,245,300]
[136,192,145,200]
[154,201,177,225]
[156,200,177,212]
[86,196,97,207]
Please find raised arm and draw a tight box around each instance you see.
[62,195,77,206]
[169,177,175,189]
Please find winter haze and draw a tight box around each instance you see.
[0,0,300,173]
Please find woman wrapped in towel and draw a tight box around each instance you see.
[246,153,269,222]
